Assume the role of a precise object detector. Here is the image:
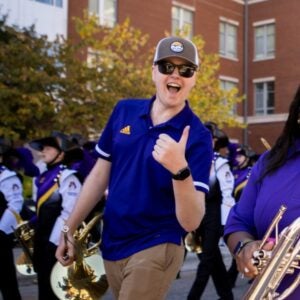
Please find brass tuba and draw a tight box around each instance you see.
[184,231,202,254]
[14,220,36,276]
[51,214,109,300]
[243,205,300,300]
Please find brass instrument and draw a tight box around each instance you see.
[14,220,36,276]
[51,215,109,300]
[184,231,202,254]
[260,137,272,151]
[243,205,300,300]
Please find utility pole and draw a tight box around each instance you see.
[243,0,249,145]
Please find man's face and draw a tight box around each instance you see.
[152,57,197,109]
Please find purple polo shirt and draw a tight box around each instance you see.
[224,141,300,299]
[96,97,213,260]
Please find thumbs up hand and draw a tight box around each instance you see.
[152,126,190,173]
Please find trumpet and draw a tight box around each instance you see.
[51,214,109,300]
[184,231,202,254]
[243,205,300,300]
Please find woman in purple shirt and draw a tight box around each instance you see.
[224,85,300,300]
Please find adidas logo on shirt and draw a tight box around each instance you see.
[120,125,131,135]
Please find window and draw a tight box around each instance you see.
[87,48,102,68]
[172,5,194,39]
[254,23,275,60]
[34,0,63,7]
[88,0,117,28]
[255,81,275,115]
[220,79,238,114]
[219,21,237,59]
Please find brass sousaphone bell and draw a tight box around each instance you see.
[14,220,36,276]
[51,215,109,300]
[184,231,202,254]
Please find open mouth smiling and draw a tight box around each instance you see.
[167,83,181,93]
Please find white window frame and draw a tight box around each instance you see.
[172,2,195,39]
[220,76,239,115]
[88,0,117,28]
[34,0,63,7]
[248,0,269,4]
[219,18,238,60]
[232,0,270,4]
[253,78,275,115]
[253,20,275,61]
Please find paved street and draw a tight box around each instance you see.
[3,245,250,300]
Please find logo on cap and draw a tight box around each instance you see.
[170,41,184,53]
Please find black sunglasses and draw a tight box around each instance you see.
[156,61,197,78]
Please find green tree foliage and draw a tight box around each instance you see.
[0,16,64,141]
[72,14,154,131]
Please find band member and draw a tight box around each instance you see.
[187,122,235,300]
[225,85,300,299]
[56,36,213,300]
[0,137,23,300]
[227,144,254,287]
[29,131,82,300]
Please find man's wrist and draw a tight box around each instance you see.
[172,166,191,181]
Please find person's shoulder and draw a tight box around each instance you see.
[60,168,79,182]
[0,167,18,180]
[188,116,211,137]
[116,98,149,108]
[112,98,150,116]
[215,154,229,170]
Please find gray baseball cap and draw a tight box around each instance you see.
[153,36,199,68]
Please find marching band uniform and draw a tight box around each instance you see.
[0,138,23,300]
[29,132,82,300]
[188,123,235,300]
[232,165,252,202]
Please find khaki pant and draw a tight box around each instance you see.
[104,242,184,300]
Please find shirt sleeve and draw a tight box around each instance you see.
[224,157,263,241]
[49,172,82,245]
[0,175,24,234]
[188,128,213,193]
[95,102,121,161]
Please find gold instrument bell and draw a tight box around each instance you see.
[184,231,202,254]
[51,215,109,300]
[14,220,36,276]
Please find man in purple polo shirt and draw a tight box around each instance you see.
[224,85,300,299]
[56,36,213,299]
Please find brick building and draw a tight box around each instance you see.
[68,0,300,153]
[1,0,300,153]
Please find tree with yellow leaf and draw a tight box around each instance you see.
[0,12,242,142]
[73,13,243,131]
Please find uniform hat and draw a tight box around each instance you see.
[204,122,229,150]
[0,137,12,155]
[29,131,78,153]
[153,36,199,67]
[236,144,256,158]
